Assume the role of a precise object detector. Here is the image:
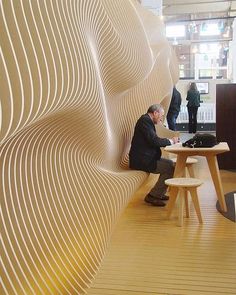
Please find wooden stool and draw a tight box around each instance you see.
[165,178,203,226]
[166,157,198,200]
[171,157,198,177]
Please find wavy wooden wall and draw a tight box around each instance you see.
[0,0,178,294]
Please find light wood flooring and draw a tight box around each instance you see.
[87,149,236,295]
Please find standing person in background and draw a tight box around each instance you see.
[167,86,182,131]
[186,82,201,133]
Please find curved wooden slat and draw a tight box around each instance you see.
[0,0,178,293]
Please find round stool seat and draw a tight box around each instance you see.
[171,157,198,165]
[165,177,203,188]
[165,177,204,226]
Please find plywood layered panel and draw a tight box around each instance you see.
[0,0,178,294]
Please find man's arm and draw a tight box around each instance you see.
[138,118,172,148]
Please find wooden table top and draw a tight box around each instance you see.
[164,142,230,155]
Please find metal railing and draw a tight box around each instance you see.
[176,103,216,123]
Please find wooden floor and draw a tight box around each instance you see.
[87,154,236,295]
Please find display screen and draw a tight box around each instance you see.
[196,82,209,94]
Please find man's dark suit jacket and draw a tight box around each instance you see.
[129,114,171,173]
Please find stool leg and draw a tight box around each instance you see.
[183,168,190,218]
[189,187,203,223]
[178,188,185,226]
[166,187,179,219]
[184,190,190,218]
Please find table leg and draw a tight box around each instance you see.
[206,155,227,212]
[169,154,188,223]
[174,154,188,177]
[187,164,195,178]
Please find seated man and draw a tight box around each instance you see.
[129,104,179,206]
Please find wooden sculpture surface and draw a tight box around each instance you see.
[0,0,178,293]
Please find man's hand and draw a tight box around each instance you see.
[172,136,180,144]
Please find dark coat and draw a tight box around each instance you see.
[186,90,201,107]
[129,114,171,173]
[168,87,182,115]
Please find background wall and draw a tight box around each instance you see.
[176,79,230,104]
[173,79,231,131]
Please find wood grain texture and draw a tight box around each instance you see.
[0,0,178,294]
[87,157,236,295]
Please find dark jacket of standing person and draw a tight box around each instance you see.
[186,86,201,108]
[186,82,201,133]
[167,86,182,131]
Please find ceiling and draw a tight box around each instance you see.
[140,0,236,22]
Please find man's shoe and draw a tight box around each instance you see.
[145,193,169,202]
[150,199,166,207]
[144,194,155,204]
[158,195,169,201]
[144,194,166,207]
